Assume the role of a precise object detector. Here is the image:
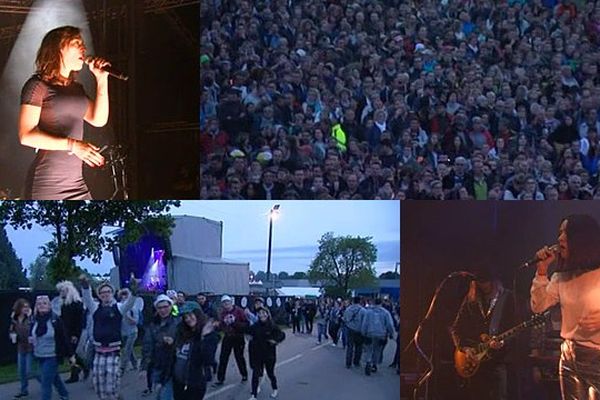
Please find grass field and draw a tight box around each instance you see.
[0,346,143,385]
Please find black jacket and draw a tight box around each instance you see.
[172,329,219,387]
[246,320,285,369]
[61,301,84,339]
[141,315,180,382]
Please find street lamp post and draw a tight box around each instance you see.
[266,204,280,295]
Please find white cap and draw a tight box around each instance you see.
[415,43,426,52]
[221,295,233,303]
[154,294,174,308]
[166,290,177,298]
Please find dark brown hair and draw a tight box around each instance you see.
[177,309,208,341]
[36,26,81,84]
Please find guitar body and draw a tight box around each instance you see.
[453,312,549,379]
[454,346,487,378]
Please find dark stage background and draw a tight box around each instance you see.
[0,0,199,199]
[400,202,600,400]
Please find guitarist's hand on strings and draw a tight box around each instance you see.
[463,347,477,362]
[488,338,505,350]
[535,245,557,276]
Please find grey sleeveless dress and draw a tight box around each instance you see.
[21,75,92,200]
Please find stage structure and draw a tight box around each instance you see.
[110,215,250,295]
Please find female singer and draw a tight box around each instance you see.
[19,25,110,199]
[531,214,600,399]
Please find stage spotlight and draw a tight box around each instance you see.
[141,248,167,291]
[0,0,93,193]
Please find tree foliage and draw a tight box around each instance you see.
[379,271,400,280]
[277,271,289,279]
[1,201,179,284]
[0,225,28,289]
[255,271,267,282]
[308,232,378,296]
[291,271,308,279]
[29,255,54,290]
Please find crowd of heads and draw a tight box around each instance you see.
[200,0,600,200]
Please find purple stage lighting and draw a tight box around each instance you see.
[141,248,167,291]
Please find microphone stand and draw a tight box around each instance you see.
[406,271,476,400]
[105,145,129,199]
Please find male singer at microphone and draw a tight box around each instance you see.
[530,214,600,399]
[18,25,109,199]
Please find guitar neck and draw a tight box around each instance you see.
[495,323,528,341]
[494,312,548,342]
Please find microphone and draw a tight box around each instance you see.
[520,245,559,269]
[85,56,128,81]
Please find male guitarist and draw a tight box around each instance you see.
[450,267,516,400]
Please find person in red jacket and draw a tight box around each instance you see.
[214,295,249,386]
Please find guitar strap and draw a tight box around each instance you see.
[489,290,507,336]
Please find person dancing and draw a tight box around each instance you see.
[531,214,600,399]
[246,306,285,400]
[81,276,138,400]
[19,25,110,199]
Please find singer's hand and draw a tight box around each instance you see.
[535,246,556,276]
[86,57,111,80]
[71,140,105,167]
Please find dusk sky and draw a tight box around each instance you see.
[6,201,400,276]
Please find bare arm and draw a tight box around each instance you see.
[19,104,105,167]
[84,79,109,127]
[19,104,71,150]
[84,58,110,127]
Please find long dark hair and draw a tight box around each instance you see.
[36,26,81,84]
[176,309,207,342]
[558,214,600,272]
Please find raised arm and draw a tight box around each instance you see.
[83,58,109,127]
[118,278,139,316]
[79,276,98,316]
[530,246,560,313]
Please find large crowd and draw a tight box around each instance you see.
[7,276,399,400]
[200,0,600,200]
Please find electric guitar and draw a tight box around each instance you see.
[454,311,549,378]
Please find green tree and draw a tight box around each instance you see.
[308,232,378,296]
[278,271,290,280]
[291,271,307,279]
[29,255,54,290]
[0,225,28,289]
[1,201,179,284]
[379,271,400,280]
[255,271,267,282]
